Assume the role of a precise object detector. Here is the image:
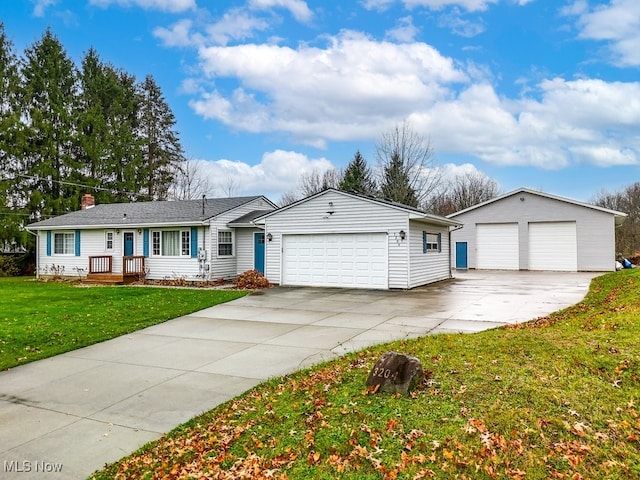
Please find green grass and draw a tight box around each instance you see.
[90,270,640,480]
[0,277,248,371]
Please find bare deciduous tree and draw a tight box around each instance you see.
[168,160,213,200]
[592,183,640,256]
[428,170,499,216]
[376,120,441,208]
[278,168,343,206]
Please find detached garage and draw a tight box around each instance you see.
[257,189,461,290]
[448,188,627,272]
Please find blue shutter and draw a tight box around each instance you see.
[437,232,442,253]
[46,231,52,256]
[143,229,149,258]
[422,231,427,254]
[191,227,198,258]
[75,230,81,256]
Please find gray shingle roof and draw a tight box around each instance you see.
[28,196,266,229]
[228,210,274,226]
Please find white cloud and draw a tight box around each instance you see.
[196,150,334,199]
[89,0,196,13]
[192,30,467,145]
[32,0,57,17]
[248,0,313,23]
[362,0,498,11]
[154,19,199,47]
[205,8,271,46]
[438,9,485,37]
[566,0,640,66]
[385,16,420,42]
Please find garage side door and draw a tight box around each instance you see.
[476,223,519,270]
[282,233,388,289]
[529,222,577,271]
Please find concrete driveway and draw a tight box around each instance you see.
[0,271,600,479]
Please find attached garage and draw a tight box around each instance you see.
[257,189,461,290]
[449,188,626,272]
[476,223,519,270]
[282,233,388,289]
[529,222,577,271]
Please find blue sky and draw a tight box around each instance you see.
[2,0,639,203]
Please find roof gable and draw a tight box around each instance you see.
[448,187,627,222]
[256,188,460,227]
[28,196,276,229]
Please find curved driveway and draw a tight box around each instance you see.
[0,271,600,479]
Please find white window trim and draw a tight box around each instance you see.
[53,231,75,256]
[423,232,440,253]
[150,229,191,257]
[217,229,234,257]
[105,230,114,251]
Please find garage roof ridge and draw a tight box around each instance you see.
[447,187,628,220]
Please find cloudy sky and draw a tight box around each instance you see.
[2,0,639,202]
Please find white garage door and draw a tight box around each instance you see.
[529,222,577,271]
[282,233,388,289]
[476,223,519,270]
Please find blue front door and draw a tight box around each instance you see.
[124,232,134,256]
[254,232,265,273]
[455,242,468,269]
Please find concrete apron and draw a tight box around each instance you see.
[0,270,600,479]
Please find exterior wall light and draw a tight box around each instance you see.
[399,230,406,240]
[266,233,273,242]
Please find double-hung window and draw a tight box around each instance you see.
[54,232,75,255]
[422,232,441,253]
[218,230,233,256]
[105,231,114,251]
[151,229,190,257]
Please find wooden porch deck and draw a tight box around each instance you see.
[85,255,145,285]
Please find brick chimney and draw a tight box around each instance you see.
[81,193,95,210]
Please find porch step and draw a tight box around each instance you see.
[85,273,138,285]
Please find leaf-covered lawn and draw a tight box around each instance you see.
[0,277,247,370]
[89,269,640,479]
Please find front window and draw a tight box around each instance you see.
[218,230,233,256]
[54,232,75,255]
[105,231,114,251]
[151,229,190,257]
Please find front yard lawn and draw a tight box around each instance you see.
[0,277,247,371]
[91,270,640,479]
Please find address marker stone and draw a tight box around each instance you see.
[366,351,424,394]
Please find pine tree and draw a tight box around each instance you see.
[137,75,185,200]
[0,23,27,248]
[20,29,80,220]
[379,151,418,207]
[338,150,376,195]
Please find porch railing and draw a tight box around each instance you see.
[123,256,145,275]
[89,255,112,274]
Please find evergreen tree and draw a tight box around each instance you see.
[20,29,80,220]
[379,151,418,207]
[137,75,185,200]
[338,150,376,195]
[0,23,27,247]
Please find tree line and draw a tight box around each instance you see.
[0,24,186,251]
[280,120,500,217]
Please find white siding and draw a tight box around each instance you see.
[236,228,263,274]
[408,221,451,288]
[209,197,275,279]
[264,191,408,288]
[450,191,617,272]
